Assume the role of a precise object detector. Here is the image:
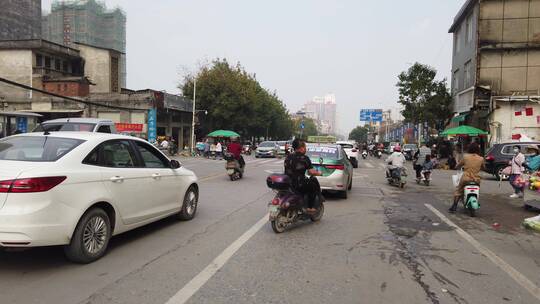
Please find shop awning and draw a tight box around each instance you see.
[0,111,43,118]
[451,113,468,123]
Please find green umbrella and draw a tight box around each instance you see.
[441,125,488,137]
[207,130,240,138]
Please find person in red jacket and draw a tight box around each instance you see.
[227,138,245,168]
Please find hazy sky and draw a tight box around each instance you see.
[43,0,464,135]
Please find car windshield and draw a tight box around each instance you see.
[259,142,275,147]
[403,144,416,149]
[306,145,340,160]
[34,123,97,132]
[0,136,84,162]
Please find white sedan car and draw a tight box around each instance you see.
[337,141,359,168]
[0,132,198,263]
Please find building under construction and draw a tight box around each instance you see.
[42,0,127,88]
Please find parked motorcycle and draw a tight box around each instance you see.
[463,182,480,217]
[387,167,406,188]
[266,174,324,233]
[361,150,368,159]
[224,153,244,181]
[416,169,432,186]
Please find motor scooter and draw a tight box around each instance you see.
[463,182,480,217]
[361,150,368,159]
[224,153,244,181]
[376,149,383,159]
[266,174,324,233]
[387,167,406,188]
[416,169,432,186]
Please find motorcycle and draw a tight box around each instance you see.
[266,174,324,233]
[224,153,244,181]
[376,149,383,159]
[404,150,414,161]
[361,150,368,159]
[463,182,480,217]
[416,169,432,186]
[387,167,407,188]
[242,145,252,155]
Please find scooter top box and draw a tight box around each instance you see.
[266,174,291,190]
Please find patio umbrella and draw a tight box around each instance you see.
[441,125,488,137]
[207,130,240,138]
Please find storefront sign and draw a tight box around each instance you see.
[16,117,27,133]
[115,123,143,132]
[148,108,157,143]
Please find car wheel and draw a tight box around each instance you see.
[340,189,348,199]
[64,208,111,264]
[178,186,198,221]
[348,177,352,190]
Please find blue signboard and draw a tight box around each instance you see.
[360,109,383,122]
[16,117,27,133]
[147,108,157,143]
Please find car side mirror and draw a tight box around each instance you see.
[170,160,181,169]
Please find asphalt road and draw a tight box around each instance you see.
[1,154,540,304]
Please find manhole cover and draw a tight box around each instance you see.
[356,187,383,196]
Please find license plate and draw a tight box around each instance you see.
[227,169,235,175]
[268,205,279,212]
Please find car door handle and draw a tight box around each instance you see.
[152,173,161,179]
[110,176,124,183]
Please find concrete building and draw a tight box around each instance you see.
[0,40,193,146]
[302,93,337,134]
[42,0,127,88]
[75,42,122,94]
[0,0,42,41]
[450,0,540,143]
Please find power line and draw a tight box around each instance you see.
[0,76,148,111]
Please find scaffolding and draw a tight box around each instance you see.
[43,0,127,87]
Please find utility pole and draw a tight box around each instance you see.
[190,77,196,155]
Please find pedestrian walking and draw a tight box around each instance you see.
[509,145,526,198]
[216,142,223,160]
[204,140,210,158]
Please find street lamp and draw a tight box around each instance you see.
[190,77,197,155]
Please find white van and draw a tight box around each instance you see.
[33,118,117,134]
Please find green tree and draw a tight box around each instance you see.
[396,62,452,129]
[349,126,369,142]
[181,59,293,140]
[292,118,318,139]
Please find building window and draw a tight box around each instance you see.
[36,54,43,67]
[62,61,68,72]
[453,69,460,93]
[464,61,471,88]
[466,14,473,43]
[55,59,61,71]
[45,57,51,68]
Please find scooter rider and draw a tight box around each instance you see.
[386,145,406,178]
[227,137,245,168]
[284,139,323,214]
[414,143,432,181]
[449,143,484,213]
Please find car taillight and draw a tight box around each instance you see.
[271,198,280,205]
[485,154,494,161]
[0,176,66,193]
[325,164,345,170]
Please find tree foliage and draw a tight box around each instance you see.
[397,63,452,129]
[349,126,369,143]
[181,59,293,140]
[292,118,318,139]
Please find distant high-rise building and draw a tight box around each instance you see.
[0,0,42,41]
[302,94,337,134]
[42,0,127,88]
